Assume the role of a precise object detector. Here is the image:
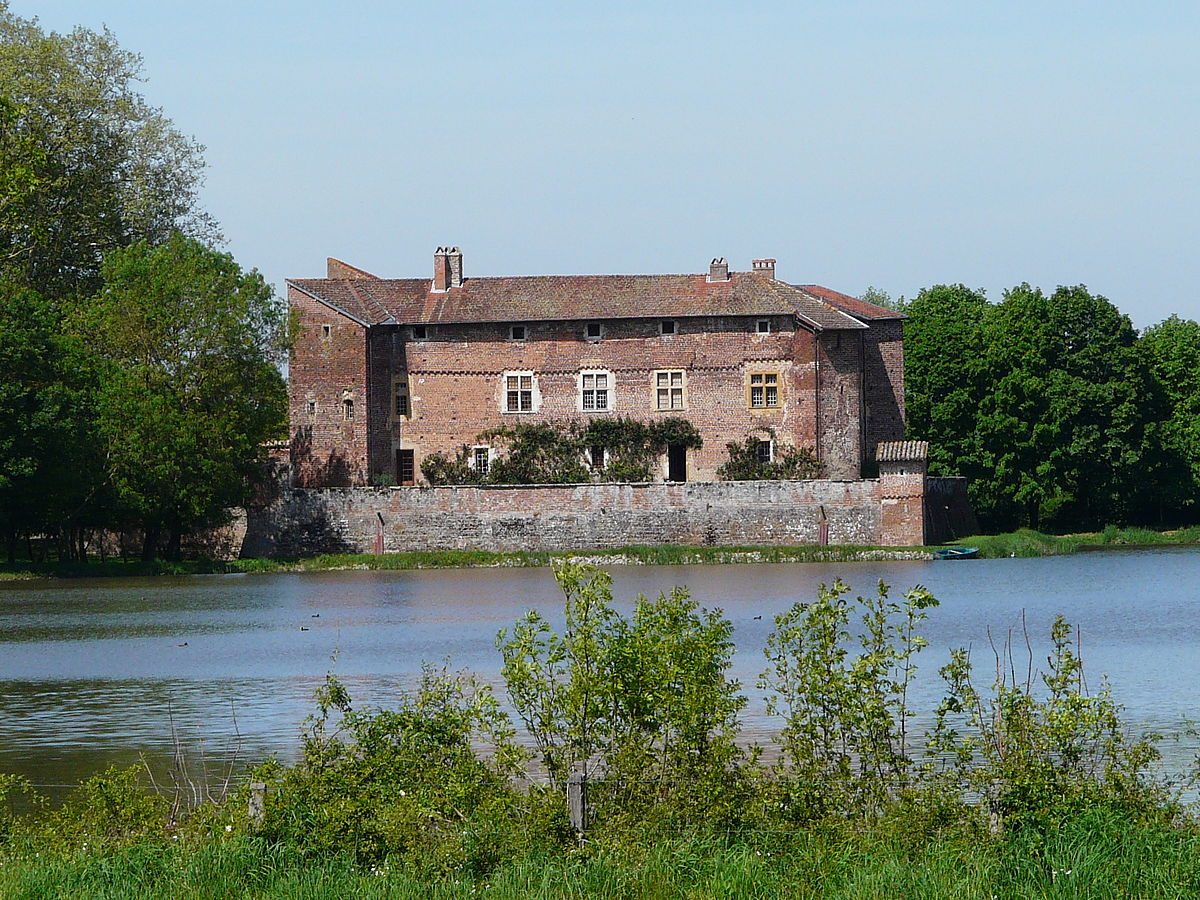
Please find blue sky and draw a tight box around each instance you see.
[16,1,1200,326]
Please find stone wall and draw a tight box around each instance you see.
[242,475,931,558]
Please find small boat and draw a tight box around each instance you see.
[933,546,979,560]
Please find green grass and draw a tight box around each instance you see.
[3,811,1200,898]
[3,526,1198,580]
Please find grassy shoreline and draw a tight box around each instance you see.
[1,526,1198,581]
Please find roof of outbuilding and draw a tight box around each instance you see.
[875,440,929,463]
[287,270,871,332]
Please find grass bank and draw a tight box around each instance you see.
[3,526,1198,580]
[2,810,1199,899]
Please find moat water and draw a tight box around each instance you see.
[2,548,1199,801]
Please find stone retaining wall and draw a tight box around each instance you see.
[241,475,933,557]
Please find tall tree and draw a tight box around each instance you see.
[1138,316,1200,523]
[974,284,1153,530]
[80,235,287,560]
[0,4,214,298]
[900,284,990,478]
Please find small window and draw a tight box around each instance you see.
[343,398,355,421]
[660,319,676,335]
[749,372,780,408]
[589,445,606,471]
[756,440,773,464]
[585,322,603,340]
[510,324,526,341]
[412,325,428,340]
[581,371,610,411]
[655,370,685,410]
[756,319,771,334]
[306,400,316,420]
[321,324,332,339]
[505,373,534,413]
[396,449,415,486]
[473,446,491,476]
[394,380,409,418]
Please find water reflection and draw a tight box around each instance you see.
[2,550,1199,803]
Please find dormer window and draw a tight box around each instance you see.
[510,324,526,341]
[585,322,603,340]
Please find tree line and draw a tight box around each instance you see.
[885,283,1200,532]
[0,7,287,562]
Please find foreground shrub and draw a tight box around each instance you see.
[930,614,1167,834]
[498,562,757,839]
[257,666,561,875]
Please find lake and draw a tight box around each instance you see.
[2,549,1198,801]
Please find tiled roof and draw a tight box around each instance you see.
[287,271,869,332]
[875,440,929,463]
[798,284,905,321]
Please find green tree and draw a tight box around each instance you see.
[900,284,990,479]
[79,235,287,559]
[0,4,213,298]
[975,284,1155,530]
[1138,315,1200,523]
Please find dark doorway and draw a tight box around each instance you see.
[396,449,415,486]
[667,444,687,483]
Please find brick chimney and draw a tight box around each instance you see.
[432,246,463,292]
[707,257,729,282]
[752,258,776,279]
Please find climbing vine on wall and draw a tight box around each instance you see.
[420,418,702,486]
[717,430,823,481]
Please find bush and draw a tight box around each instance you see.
[718,433,822,481]
[258,666,557,875]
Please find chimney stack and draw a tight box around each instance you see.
[752,258,776,280]
[707,257,729,282]
[432,246,464,291]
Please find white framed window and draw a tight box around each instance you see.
[503,372,535,413]
[579,370,611,411]
[473,446,491,476]
[321,324,332,339]
[306,400,316,421]
[654,369,686,410]
[660,319,676,335]
[756,439,774,464]
[748,372,780,409]
[756,319,771,334]
[510,324,526,341]
[343,398,354,421]
[585,322,604,341]
[412,324,428,340]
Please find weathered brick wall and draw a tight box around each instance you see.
[242,475,929,557]
[861,319,905,469]
[816,331,863,480]
[288,287,369,487]
[391,315,820,483]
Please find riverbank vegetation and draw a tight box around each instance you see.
[2,526,1199,581]
[3,563,1200,897]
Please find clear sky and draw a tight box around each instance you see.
[16,1,1200,326]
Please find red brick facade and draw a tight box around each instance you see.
[287,252,906,487]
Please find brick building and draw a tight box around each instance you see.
[286,249,905,487]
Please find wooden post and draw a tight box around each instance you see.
[248,782,265,827]
[567,766,587,844]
